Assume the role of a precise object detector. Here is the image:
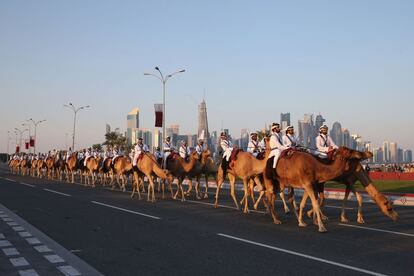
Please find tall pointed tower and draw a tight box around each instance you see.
[198,99,210,148]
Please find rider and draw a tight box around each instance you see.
[316,125,338,158]
[247,132,260,158]
[220,132,233,162]
[163,136,174,168]
[84,148,92,166]
[195,139,206,157]
[154,147,163,165]
[282,126,300,149]
[133,138,149,167]
[66,147,72,161]
[179,140,190,160]
[268,123,287,169]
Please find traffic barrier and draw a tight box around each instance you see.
[369,172,414,181]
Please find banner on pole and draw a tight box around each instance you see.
[25,140,29,150]
[16,145,20,153]
[30,136,35,147]
[154,104,163,127]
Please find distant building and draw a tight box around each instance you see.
[342,129,351,148]
[389,142,397,163]
[373,148,383,164]
[382,141,390,163]
[198,99,211,149]
[126,108,140,145]
[136,129,152,148]
[166,124,179,146]
[298,114,315,147]
[397,148,404,163]
[314,114,326,131]
[404,149,412,163]
[153,129,162,150]
[280,113,290,131]
[240,129,249,150]
[330,122,343,146]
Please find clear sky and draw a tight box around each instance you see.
[0,0,413,153]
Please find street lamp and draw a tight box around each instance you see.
[64,103,90,150]
[28,118,46,154]
[21,122,31,153]
[144,66,185,145]
[14,128,28,152]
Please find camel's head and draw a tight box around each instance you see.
[373,193,399,222]
[190,151,199,160]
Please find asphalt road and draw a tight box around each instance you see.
[0,166,413,276]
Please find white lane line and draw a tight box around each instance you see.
[217,233,387,276]
[9,257,30,267]
[5,178,17,182]
[91,201,161,220]
[19,269,40,276]
[20,182,35,188]
[26,238,41,245]
[44,254,65,263]
[0,233,5,239]
[2,247,20,256]
[33,245,52,253]
[57,265,81,276]
[186,200,266,214]
[43,189,71,197]
[338,223,414,238]
[0,240,12,247]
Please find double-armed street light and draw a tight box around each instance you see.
[144,67,185,144]
[64,103,90,150]
[28,118,46,154]
[14,127,28,152]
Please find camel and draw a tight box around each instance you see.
[45,157,55,179]
[263,147,368,232]
[165,151,199,201]
[214,139,272,213]
[305,159,399,224]
[112,156,133,192]
[199,153,218,199]
[131,153,168,202]
[30,159,38,177]
[20,159,29,176]
[54,153,66,181]
[9,159,20,175]
[85,156,102,187]
[65,153,79,183]
[100,157,114,186]
[185,150,211,199]
[36,159,46,178]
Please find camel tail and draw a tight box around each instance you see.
[153,164,167,178]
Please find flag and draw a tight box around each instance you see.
[25,141,29,150]
[16,145,20,153]
[30,136,35,147]
[154,104,163,127]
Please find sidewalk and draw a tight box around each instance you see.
[0,203,102,276]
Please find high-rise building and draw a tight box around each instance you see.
[298,114,315,147]
[404,149,412,163]
[105,124,111,134]
[314,114,325,131]
[136,129,152,148]
[280,113,291,131]
[342,129,351,148]
[127,108,139,145]
[198,99,211,148]
[240,129,249,150]
[382,141,390,163]
[397,148,404,163]
[373,148,383,164]
[389,142,397,163]
[153,129,162,150]
[166,124,179,146]
[330,122,343,146]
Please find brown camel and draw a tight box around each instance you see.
[37,159,46,178]
[185,150,211,199]
[100,157,113,186]
[30,159,38,177]
[54,153,66,181]
[20,159,29,176]
[199,154,218,199]
[85,156,102,187]
[215,139,271,213]
[131,153,168,202]
[263,147,367,232]
[113,156,133,192]
[9,159,20,174]
[65,153,79,183]
[165,151,199,201]
[45,157,55,179]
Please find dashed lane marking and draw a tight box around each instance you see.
[12,226,25,232]
[91,201,161,220]
[5,178,17,182]
[33,245,52,253]
[0,233,5,239]
[25,238,41,245]
[57,265,82,276]
[2,247,20,256]
[9,257,30,267]
[19,269,40,276]
[18,231,32,238]
[20,182,35,188]
[43,188,71,197]
[44,254,65,264]
[7,222,19,226]
[0,240,12,247]
[217,233,388,276]
[338,223,414,238]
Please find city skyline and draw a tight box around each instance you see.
[1,1,413,152]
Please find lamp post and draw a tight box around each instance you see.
[21,122,31,153]
[14,128,28,152]
[28,118,46,154]
[64,103,90,150]
[144,67,185,145]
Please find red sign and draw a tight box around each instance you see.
[25,142,29,150]
[154,104,163,127]
[30,136,35,147]
[16,146,20,153]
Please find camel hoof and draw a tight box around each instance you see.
[243,209,250,214]
[318,226,328,233]
[203,194,208,199]
[306,210,313,218]
[340,216,349,223]
[357,217,365,224]
[273,219,282,225]
[284,209,290,214]
[298,222,307,227]
[321,215,329,221]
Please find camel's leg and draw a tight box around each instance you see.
[180,178,186,202]
[263,179,281,224]
[340,186,352,223]
[279,190,291,214]
[354,190,365,224]
[229,174,239,210]
[304,185,327,233]
[195,177,201,200]
[241,177,250,214]
[298,191,309,227]
[186,178,193,195]
[161,178,165,199]
[203,175,209,199]
[214,170,224,208]
[253,191,265,210]
[287,187,299,219]
[147,175,156,203]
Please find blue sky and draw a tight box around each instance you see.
[0,0,413,152]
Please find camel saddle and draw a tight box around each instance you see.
[256,151,265,160]
[166,152,179,166]
[229,148,244,168]
[280,148,297,159]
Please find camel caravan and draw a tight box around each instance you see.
[7,124,398,233]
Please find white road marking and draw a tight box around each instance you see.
[5,178,17,182]
[0,214,9,217]
[18,231,32,238]
[7,222,19,226]
[0,233,4,239]
[57,265,82,276]
[2,217,13,222]
[91,201,161,220]
[44,254,65,263]
[20,182,35,188]
[26,238,41,245]
[43,189,71,197]
[2,247,19,256]
[338,223,414,238]
[0,240,12,247]
[12,226,25,232]
[33,245,52,253]
[186,199,266,214]
[19,269,40,276]
[9,257,30,267]
[217,233,388,276]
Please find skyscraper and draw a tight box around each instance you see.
[382,141,390,163]
[330,122,343,146]
[280,113,290,130]
[126,108,139,144]
[298,114,314,147]
[397,148,404,163]
[404,149,412,163]
[314,114,326,131]
[389,142,397,163]
[198,99,210,147]
[342,129,351,148]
